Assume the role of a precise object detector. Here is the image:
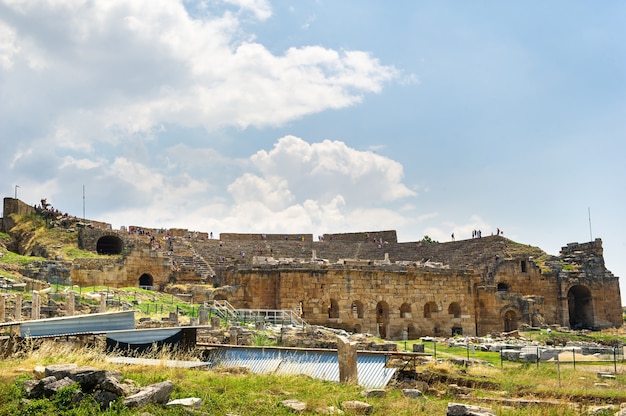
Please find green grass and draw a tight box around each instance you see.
[2,340,623,415]
[0,250,47,265]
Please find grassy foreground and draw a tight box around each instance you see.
[1,341,625,415]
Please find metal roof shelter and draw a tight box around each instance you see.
[204,346,398,388]
[19,310,135,338]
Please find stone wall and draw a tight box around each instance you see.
[2,198,36,232]
[322,230,398,244]
[70,249,175,289]
[220,233,314,242]
[18,219,620,338]
[223,264,476,338]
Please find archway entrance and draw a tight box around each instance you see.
[568,285,594,329]
[139,273,153,290]
[376,301,389,339]
[503,310,518,332]
[96,235,123,254]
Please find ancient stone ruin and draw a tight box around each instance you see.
[2,197,622,339]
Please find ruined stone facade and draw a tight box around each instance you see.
[71,226,622,338]
[2,198,622,339]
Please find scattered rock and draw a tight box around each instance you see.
[316,405,344,414]
[447,402,495,416]
[583,405,618,415]
[166,397,203,409]
[341,400,373,415]
[281,398,307,412]
[124,380,174,408]
[447,384,471,396]
[43,376,76,397]
[23,364,176,411]
[360,389,386,398]
[401,388,423,398]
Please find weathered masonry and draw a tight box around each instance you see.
[2,197,621,339]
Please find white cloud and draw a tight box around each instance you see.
[250,136,415,205]
[43,136,417,236]
[222,0,272,20]
[0,0,397,150]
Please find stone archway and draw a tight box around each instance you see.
[351,300,364,319]
[503,309,518,332]
[424,301,437,318]
[328,298,340,319]
[139,273,153,290]
[567,285,594,329]
[376,301,389,339]
[448,302,461,318]
[400,302,412,318]
[96,235,123,254]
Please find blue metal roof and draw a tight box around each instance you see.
[205,347,396,388]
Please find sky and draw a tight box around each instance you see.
[1,1,625,304]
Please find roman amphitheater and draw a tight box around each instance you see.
[2,197,622,340]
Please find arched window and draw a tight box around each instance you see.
[400,303,412,318]
[328,298,339,319]
[448,302,461,318]
[497,282,509,292]
[424,301,437,318]
[351,300,364,319]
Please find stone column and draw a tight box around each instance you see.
[67,291,75,316]
[211,316,221,329]
[229,327,238,345]
[99,292,106,313]
[198,306,208,325]
[337,335,358,384]
[15,293,22,320]
[0,295,5,322]
[31,292,40,320]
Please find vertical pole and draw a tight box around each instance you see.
[433,341,437,360]
[572,348,576,369]
[557,354,561,388]
[614,347,617,374]
[536,346,539,369]
[587,207,593,241]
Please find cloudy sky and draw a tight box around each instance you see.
[1,1,625,303]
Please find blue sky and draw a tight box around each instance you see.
[1,1,625,304]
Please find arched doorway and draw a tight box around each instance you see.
[139,273,153,290]
[503,309,518,332]
[567,285,594,329]
[328,298,339,319]
[376,301,389,339]
[96,235,123,254]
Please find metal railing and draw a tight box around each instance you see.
[206,300,308,327]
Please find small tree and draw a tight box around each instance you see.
[421,235,438,244]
